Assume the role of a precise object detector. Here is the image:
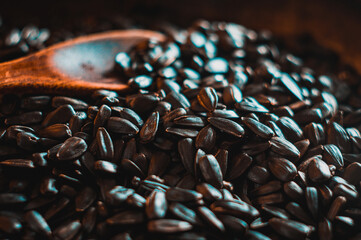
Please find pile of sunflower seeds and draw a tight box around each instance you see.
[0,20,360,239]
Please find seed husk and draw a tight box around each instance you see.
[208,117,245,138]
[283,181,304,201]
[323,144,344,169]
[56,137,87,161]
[269,136,300,160]
[305,187,319,220]
[140,111,159,143]
[268,157,297,182]
[0,215,22,234]
[148,219,193,233]
[96,127,114,161]
[106,210,144,225]
[242,117,274,139]
[343,162,361,185]
[197,87,218,112]
[199,154,223,189]
[0,159,35,168]
[24,211,51,237]
[227,153,253,181]
[42,104,75,127]
[146,189,168,219]
[169,202,200,225]
[223,84,243,105]
[318,218,333,240]
[75,186,97,212]
[166,187,203,202]
[276,117,304,142]
[196,183,222,202]
[198,206,225,232]
[269,217,312,239]
[285,202,315,225]
[53,220,81,240]
[107,117,139,135]
[308,158,331,182]
[195,125,216,152]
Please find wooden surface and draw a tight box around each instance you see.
[0,30,165,95]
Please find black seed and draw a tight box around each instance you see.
[223,84,243,105]
[199,154,223,189]
[52,96,88,110]
[285,202,315,225]
[42,104,75,127]
[82,207,97,234]
[166,127,199,138]
[196,125,216,152]
[198,206,225,232]
[24,211,51,237]
[208,117,245,138]
[283,181,304,201]
[211,200,260,222]
[305,187,319,219]
[318,218,333,240]
[94,160,118,174]
[242,117,274,139]
[197,87,218,112]
[269,136,300,159]
[96,127,114,161]
[37,124,72,139]
[253,180,282,196]
[169,202,200,225]
[140,111,159,143]
[53,220,81,240]
[276,117,304,142]
[107,117,139,135]
[166,187,202,202]
[0,214,22,234]
[323,144,344,169]
[112,106,144,127]
[247,166,270,184]
[56,137,87,161]
[148,219,193,233]
[227,153,253,181]
[269,217,312,239]
[196,183,222,202]
[146,189,168,219]
[76,187,97,212]
[0,159,35,168]
[5,111,43,125]
[214,149,228,177]
[268,157,297,182]
[148,151,171,177]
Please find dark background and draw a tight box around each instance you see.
[1,0,361,73]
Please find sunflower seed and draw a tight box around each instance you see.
[24,211,51,237]
[146,189,168,219]
[199,154,223,188]
[198,206,225,232]
[195,125,216,152]
[148,219,193,233]
[96,127,114,160]
[208,117,245,138]
[56,137,87,161]
[107,117,139,135]
[268,157,297,182]
[268,217,312,239]
[242,117,274,139]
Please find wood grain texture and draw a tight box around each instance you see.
[0,30,165,95]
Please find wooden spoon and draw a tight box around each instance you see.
[0,30,165,95]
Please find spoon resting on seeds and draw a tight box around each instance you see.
[0,30,165,95]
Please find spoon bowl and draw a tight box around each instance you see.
[0,30,165,95]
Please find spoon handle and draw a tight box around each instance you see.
[0,30,164,94]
